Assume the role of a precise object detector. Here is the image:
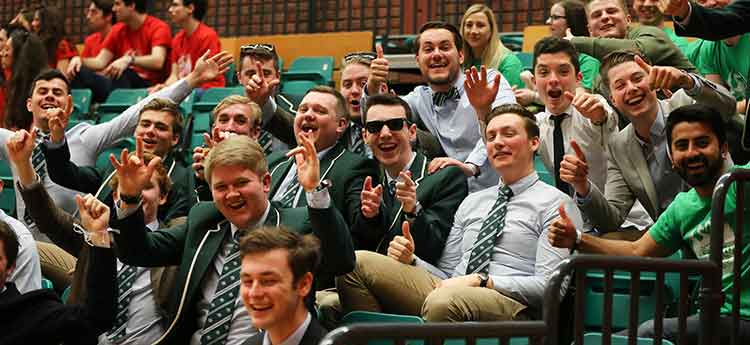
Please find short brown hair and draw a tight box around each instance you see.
[585,0,630,15]
[110,151,172,197]
[204,135,268,185]
[485,103,540,139]
[139,98,184,139]
[239,226,321,283]
[303,85,349,120]
[599,49,649,92]
[414,21,463,53]
[211,95,262,126]
[364,93,413,124]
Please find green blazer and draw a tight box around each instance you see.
[352,152,468,264]
[111,201,354,345]
[267,141,378,226]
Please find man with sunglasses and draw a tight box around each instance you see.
[364,21,516,192]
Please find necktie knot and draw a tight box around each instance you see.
[552,113,568,126]
[433,87,459,106]
[499,185,513,201]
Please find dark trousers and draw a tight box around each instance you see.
[622,314,750,345]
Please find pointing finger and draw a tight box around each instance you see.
[570,139,587,163]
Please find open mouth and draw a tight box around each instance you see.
[378,142,398,153]
[300,123,318,134]
[625,94,644,107]
[142,137,157,146]
[600,24,614,32]
[226,199,246,210]
[350,99,360,110]
[429,62,448,69]
[547,89,563,99]
[41,103,58,110]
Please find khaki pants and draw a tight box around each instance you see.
[36,241,76,294]
[337,251,528,322]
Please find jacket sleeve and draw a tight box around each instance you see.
[18,180,85,257]
[675,0,750,40]
[339,157,379,227]
[111,206,186,267]
[261,97,297,146]
[44,139,105,195]
[308,206,356,275]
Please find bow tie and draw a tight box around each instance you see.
[433,87,459,106]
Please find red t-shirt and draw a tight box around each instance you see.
[50,39,78,68]
[102,16,172,84]
[81,32,107,58]
[170,22,224,89]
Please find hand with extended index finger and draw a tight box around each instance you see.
[547,203,578,249]
[367,44,390,95]
[110,136,162,199]
[360,176,383,218]
[395,171,417,214]
[287,133,320,192]
[634,55,693,93]
[387,221,416,264]
[569,91,606,123]
[559,139,591,196]
[464,65,501,122]
[244,61,281,106]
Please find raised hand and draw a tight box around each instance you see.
[567,91,606,123]
[559,140,590,196]
[634,55,693,93]
[395,171,417,214]
[188,50,234,89]
[110,136,162,200]
[514,86,539,107]
[46,103,72,144]
[191,132,217,180]
[657,0,690,18]
[6,129,36,167]
[464,65,501,122]
[367,44,390,95]
[548,203,577,249]
[286,133,320,192]
[76,194,111,248]
[387,221,415,264]
[244,61,281,107]
[360,176,383,218]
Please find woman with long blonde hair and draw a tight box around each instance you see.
[460,4,523,88]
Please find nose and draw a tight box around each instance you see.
[546,17,552,24]
[379,124,393,137]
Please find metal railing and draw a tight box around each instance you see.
[1,0,550,45]
[544,255,723,345]
[319,320,548,345]
[710,168,750,345]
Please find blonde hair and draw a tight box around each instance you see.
[211,95,262,126]
[460,4,511,70]
[204,136,268,185]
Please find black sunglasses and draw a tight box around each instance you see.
[344,51,377,64]
[365,118,406,134]
[240,43,276,54]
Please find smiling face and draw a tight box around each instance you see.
[211,164,270,229]
[26,78,72,132]
[294,91,347,151]
[632,0,663,26]
[485,113,539,180]
[134,110,180,157]
[670,121,726,188]
[214,103,259,139]
[462,12,492,53]
[415,28,464,88]
[547,3,569,38]
[240,249,312,333]
[534,52,582,114]
[340,63,369,119]
[364,104,416,171]
[606,60,659,123]
[587,0,631,39]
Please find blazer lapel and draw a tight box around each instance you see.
[184,221,228,303]
[269,157,294,198]
[319,142,346,181]
[625,127,660,216]
[386,153,427,233]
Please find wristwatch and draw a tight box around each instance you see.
[478,272,489,288]
[314,179,333,192]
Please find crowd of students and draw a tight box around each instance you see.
[0,0,749,344]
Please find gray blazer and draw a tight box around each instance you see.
[582,75,737,231]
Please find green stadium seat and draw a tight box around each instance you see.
[0,161,15,216]
[582,333,675,345]
[97,88,148,114]
[534,155,554,186]
[96,138,136,171]
[515,52,533,71]
[61,286,71,304]
[283,56,334,85]
[341,311,424,324]
[71,88,93,120]
[224,63,238,87]
[180,89,199,119]
[281,80,318,107]
[192,87,244,113]
[41,278,54,290]
[192,112,212,134]
[190,132,206,151]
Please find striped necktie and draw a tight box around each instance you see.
[466,185,513,274]
[433,86,459,106]
[278,173,300,208]
[24,131,48,225]
[200,231,242,345]
[257,130,273,156]
[350,123,365,155]
[106,265,139,342]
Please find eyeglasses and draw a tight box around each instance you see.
[240,43,276,54]
[344,51,377,64]
[365,118,406,134]
[547,15,566,21]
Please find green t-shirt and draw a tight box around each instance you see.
[663,27,692,56]
[467,52,524,89]
[648,163,750,318]
[579,53,601,92]
[687,33,750,100]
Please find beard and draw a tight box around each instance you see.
[426,67,460,86]
[675,153,724,188]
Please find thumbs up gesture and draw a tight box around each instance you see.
[360,176,383,218]
[388,221,416,264]
[559,139,591,196]
[548,203,578,249]
[634,55,693,95]
[367,44,390,95]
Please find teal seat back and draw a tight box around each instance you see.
[98,89,148,113]
[283,56,334,85]
[192,87,244,112]
[515,52,533,71]
[583,333,676,345]
[71,88,93,120]
[96,138,136,172]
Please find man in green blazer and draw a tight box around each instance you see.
[93,135,355,345]
[265,86,378,227]
[353,94,468,263]
[560,50,736,235]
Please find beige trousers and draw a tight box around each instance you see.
[36,241,76,294]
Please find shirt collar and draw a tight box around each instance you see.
[636,106,666,146]
[499,170,539,196]
[544,104,575,121]
[261,312,312,345]
[385,151,417,182]
[230,201,271,236]
[146,219,159,231]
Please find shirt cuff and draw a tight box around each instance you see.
[45,136,67,149]
[305,188,331,209]
[574,185,593,206]
[684,73,703,97]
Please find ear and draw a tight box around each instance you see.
[408,123,417,142]
[296,271,314,298]
[171,133,180,147]
[336,117,348,136]
[530,135,541,153]
[261,172,272,194]
[158,192,168,206]
[458,49,465,66]
[576,71,583,84]
[26,97,33,113]
[721,142,729,158]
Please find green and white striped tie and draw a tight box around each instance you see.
[200,231,242,345]
[466,185,513,274]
